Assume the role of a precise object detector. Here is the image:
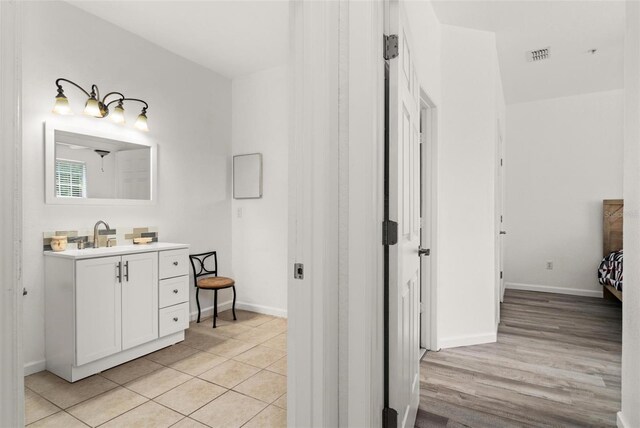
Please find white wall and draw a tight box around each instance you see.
[22,1,232,371]
[231,66,288,317]
[437,24,504,348]
[504,90,624,297]
[620,2,640,426]
[406,0,443,107]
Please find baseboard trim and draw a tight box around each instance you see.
[24,359,46,376]
[189,300,287,321]
[235,301,287,318]
[505,282,603,298]
[189,301,232,322]
[617,411,628,428]
[438,331,497,349]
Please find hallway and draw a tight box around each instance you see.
[417,290,622,427]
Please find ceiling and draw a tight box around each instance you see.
[67,1,289,79]
[431,1,625,104]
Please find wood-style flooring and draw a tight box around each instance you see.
[417,289,622,428]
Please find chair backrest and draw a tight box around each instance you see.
[189,251,218,287]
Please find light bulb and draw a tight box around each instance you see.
[135,111,149,131]
[84,97,102,117]
[111,103,125,124]
[52,94,72,115]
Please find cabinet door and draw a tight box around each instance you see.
[121,252,158,349]
[76,256,122,366]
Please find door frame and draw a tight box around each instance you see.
[288,1,340,426]
[495,119,505,329]
[337,1,385,427]
[419,91,439,352]
[0,1,24,426]
[290,2,387,426]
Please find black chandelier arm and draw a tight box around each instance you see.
[121,98,149,111]
[55,78,91,98]
[102,92,125,107]
[104,97,149,111]
[91,84,100,101]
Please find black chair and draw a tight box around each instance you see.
[189,251,236,328]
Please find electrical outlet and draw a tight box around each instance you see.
[546,261,553,270]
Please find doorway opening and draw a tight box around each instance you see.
[419,90,438,353]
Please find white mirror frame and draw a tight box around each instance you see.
[44,119,157,205]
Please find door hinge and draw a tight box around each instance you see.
[382,220,398,246]
[294,263,304,280]
[501,158,503,166]
[384,34,399,60]
[500,215,503,223]
[500,271,503,280]
[382,407,398,428]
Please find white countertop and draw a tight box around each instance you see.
[44,242,189,260]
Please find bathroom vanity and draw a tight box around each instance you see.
[44,243,190,382]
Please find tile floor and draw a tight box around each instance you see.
[25,310,287,428]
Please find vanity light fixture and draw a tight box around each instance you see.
[135,108,149,131]
[111,101,126,124]
[52,78,150,131]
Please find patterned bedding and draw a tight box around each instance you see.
[598,250,623,291]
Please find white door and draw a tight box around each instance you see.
[388,1,421,426]
[122,252,159,349]
[76,256,122,366]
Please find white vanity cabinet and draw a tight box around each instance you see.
[45,243,189,382]
[120,252,159,350]
[75,255,123,366]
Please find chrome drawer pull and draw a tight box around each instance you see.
[173,261,178,266]
[173,317,178,322]
[173,289,179,294]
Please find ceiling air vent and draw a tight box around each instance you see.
[526,47,550,62]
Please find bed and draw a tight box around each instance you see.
[598,199,623,302]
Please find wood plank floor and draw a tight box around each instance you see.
[417,289,622,428]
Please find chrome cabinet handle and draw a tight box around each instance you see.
[173,317,178,322]
[173,289,179,294]
[124,261,129,282]
[116,262,122,283]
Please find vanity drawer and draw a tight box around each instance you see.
[159,276,189,309]
[159,302,189,337]
[159,249,189,279]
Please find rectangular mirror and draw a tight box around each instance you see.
[45,121,157,205]
[233,153,263,199]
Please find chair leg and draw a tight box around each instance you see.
[213,289,218,328]
[196,288,201,323]
[232,286,237,320]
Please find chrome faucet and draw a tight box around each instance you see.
[93,220,110,248]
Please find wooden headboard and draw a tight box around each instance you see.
[603,199,623,257]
